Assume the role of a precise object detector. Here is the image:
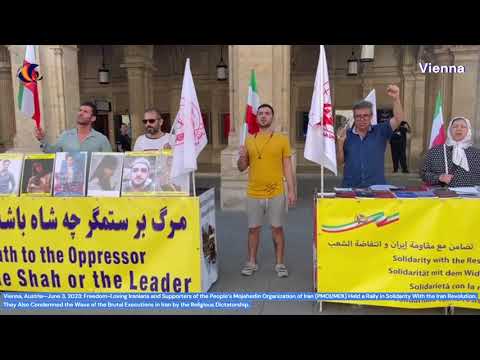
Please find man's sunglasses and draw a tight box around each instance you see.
[142,119,158,125]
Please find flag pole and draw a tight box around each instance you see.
[443,144,448,175]
[321,165,324,198]
[192,171,196,197]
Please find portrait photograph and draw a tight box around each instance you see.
[53,152,87,197]
[87,152,124,197]
[153,151,189,194]
[21,155,55,196]
[121,152,157,196]
[0,153,23,196]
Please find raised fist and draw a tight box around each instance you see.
[387,84,400,100]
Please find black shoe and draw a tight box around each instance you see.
[402,169,409,173]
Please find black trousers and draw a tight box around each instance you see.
[390,140,408,172]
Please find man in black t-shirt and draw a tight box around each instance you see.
[390,120,411,173]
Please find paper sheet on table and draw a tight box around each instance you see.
[449,187,480,195]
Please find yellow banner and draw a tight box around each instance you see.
[0,197,200,292]
[316,198,480,309]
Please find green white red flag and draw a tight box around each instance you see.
[429,92,446,148]
[241,69,260,144]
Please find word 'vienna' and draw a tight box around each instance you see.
[419,63,465,74]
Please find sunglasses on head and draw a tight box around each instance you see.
[132,167,148,173]
[142,118,157,125]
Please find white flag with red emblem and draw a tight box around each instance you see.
[171,59,208,179]
[304,45,337,175]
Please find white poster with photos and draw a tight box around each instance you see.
[121,152,158,196]
[0,153,23,196]
[87,153,124,197]
[53,152,88,197]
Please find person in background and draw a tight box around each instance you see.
[390,120,411,173]
[117,123,131,152]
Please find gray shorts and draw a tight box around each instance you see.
[246,194,286,228]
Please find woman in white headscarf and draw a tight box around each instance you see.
[421,117,480,187]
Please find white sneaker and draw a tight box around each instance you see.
[241,262,258,276]
[275,264,288,278]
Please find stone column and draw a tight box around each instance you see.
[0,46,16,150]
[220,45,293,210]
[400,45,423,171]
[7,45,80,152]
[449,45,480,144]
[121,45,154,142]
[211,87,220,150]
[411,69,426,168]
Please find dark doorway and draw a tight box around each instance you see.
[93,114,109,138]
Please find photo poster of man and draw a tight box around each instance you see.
[153,149,189,195]
[20,154,55,196]
[53,152,87,197]
[87,152,124,197]
[121,152,157,196]
[0,153,23,196]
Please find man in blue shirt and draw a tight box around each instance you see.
[34,101,112,154]
[336,85,404,188]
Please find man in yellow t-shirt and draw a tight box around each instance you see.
[237,104,296,278]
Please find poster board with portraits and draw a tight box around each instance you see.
[87,153,124,197]
[20,154,55,196]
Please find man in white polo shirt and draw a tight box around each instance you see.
[133,108,173,151]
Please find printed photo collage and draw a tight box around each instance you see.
[0,151,189,198]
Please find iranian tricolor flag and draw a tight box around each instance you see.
[17,45,41,129]
[429,92,446,149]
[241,69,260,144]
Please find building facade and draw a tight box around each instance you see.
[1,45,479,208]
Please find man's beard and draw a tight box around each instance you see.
[146,126,160,135]
[133,177,147,187]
